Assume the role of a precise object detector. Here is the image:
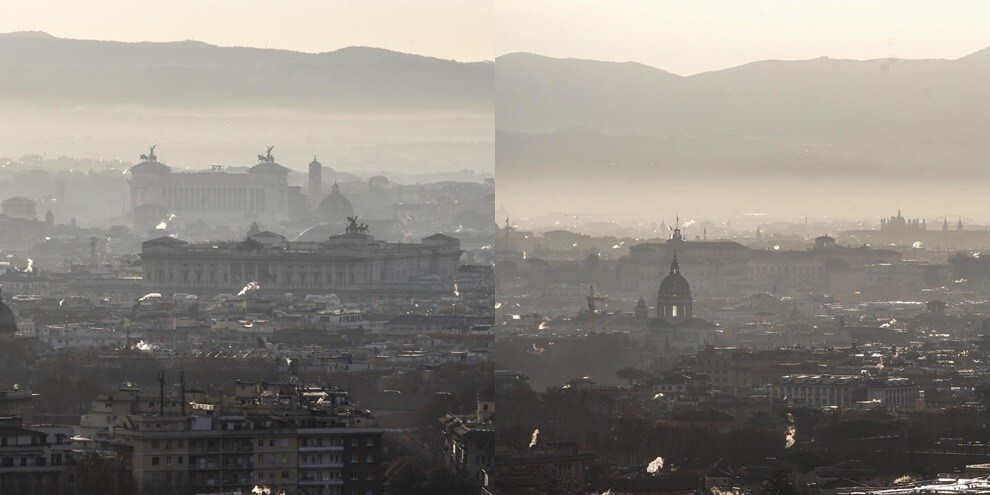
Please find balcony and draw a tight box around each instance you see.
[298,462,344,469]
[299,478,344,486]
[298,445,344,452]
[0,465,65,473]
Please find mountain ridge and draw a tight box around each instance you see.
[496,49,985,77]
[0,33,493,113]
[496,47,990,141]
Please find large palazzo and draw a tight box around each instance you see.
[129,146,292,229]
[140,221,462,303]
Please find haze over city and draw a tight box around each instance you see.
[496,1,990,224]
[6,2,990,495]
[0,3,494,494]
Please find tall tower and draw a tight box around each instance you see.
[308,156,322,201]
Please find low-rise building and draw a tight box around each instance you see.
[86,382,383,495]
[0,417,72,493]
[439,398,495,488]
[772,373,919,409]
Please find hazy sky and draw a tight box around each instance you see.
[0,0,493,61]
[496,0,990,75]
[7,1,989,73]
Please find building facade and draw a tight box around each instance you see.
[129,146,293,229]
[772,373,919,409]
[140,225,462,303]
[439,399,495,488]
[0,197,37,221]
[0,417,72,494]
[103,383,383,495]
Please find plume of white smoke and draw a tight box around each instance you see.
[893,474,919,484]
[238,281,260,297]
[24,259,33,273]
[647,456,664,474]
[529,428,540,448]
[785,412,797,448]
[156,213,176,230]
[134,341,156,352]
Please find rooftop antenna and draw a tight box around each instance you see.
[157,370,165,416]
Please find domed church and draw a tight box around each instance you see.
[645,254,716,355]
[318,183,355,221]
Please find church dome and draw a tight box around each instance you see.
[0,293,17,335]
[658,256,691,300]
[318,183,355,219]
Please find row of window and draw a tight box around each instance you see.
[149,436,375,451]
[256,453,373,464]
[0,454,63,467]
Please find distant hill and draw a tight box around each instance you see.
[0,32,492,112]
[496,50,990,218]
[496,50,990,147]
[0,34,493,175]
[494,49,990,219]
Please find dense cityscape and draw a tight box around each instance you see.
[8,2,990,495]
[495,211,990,494]
[0,143,494,495]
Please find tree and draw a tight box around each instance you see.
[60,453,137,495]
[763,469,795,495]
[384,456,481,495]
[616,367,655,386]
